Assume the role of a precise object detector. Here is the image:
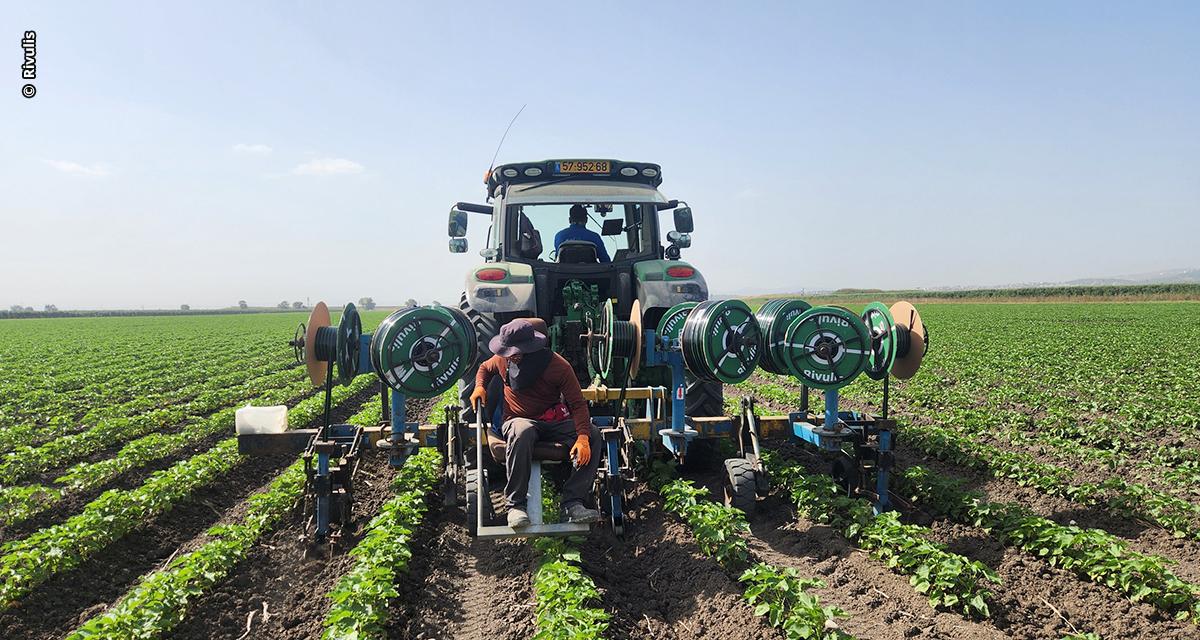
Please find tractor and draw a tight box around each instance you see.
[236,159,930,547]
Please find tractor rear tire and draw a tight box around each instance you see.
[458,292,499,421]
[723,457,757,515]
[685,376,724,416]
[465,468,494,537]
[677,376,724,471]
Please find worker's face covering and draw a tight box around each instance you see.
[508,348,552,391]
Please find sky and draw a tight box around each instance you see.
[2,1,1197,310]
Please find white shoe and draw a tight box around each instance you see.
[507,508,531,528]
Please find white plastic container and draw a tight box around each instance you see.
[235,405,288,435]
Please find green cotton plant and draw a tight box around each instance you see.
[766,453,1000,618]
[740,563,853,640]
[322,446,442,640]
[657,475,750,566]
[899,465,1200,620]
[532,537,610,640]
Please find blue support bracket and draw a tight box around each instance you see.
[643,331,697,458]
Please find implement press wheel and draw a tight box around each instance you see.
[465,468,494,537]
[722,457,757,515]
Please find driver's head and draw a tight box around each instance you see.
[569,204,587,225]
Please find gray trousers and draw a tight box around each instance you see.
[500,417,601,510]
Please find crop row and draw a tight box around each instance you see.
[648,462,854,639]
[764,453,1001,618]
[68,383,391,639]
[530,471,611,640]
[744,378,1200,542]
[0,374,374,606]
[0,373,315,526]
[0,366,305,485]
[0,357,289,454]
[897,465,1200,619]
[321,391,451,640]
[66,460,307,639]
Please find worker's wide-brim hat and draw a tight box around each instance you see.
[489,318,547,357]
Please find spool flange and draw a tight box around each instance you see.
[888,301,927,380]
[862,301,896,381]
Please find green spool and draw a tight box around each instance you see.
[657,302,698,346]
[755,298,812,375]
[335,303,362,385]
[371,306,477,398]
[593,299,637,382]
[781,306,870,390]
[680,299,761,384]
[861,301,896,381]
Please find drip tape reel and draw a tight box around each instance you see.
[755,298,812,375]
[371,305,478,398]
[293,302,362,386]
[679,299,761,384]
[781,305,871,390]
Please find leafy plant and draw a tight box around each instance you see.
[740,563,853,639]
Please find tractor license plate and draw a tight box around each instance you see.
[554,160,610,174]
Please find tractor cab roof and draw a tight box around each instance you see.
[487,159,663,194]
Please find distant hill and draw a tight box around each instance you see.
[714,268,1199,298]
[1061,268,1200,286]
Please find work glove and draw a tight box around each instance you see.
[469,386,486,411]
[569,434,591,467]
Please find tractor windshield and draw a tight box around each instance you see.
[507,202,657,263]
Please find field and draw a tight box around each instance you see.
[1,302,1199,640]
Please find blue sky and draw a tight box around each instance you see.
[3,2,1197,309]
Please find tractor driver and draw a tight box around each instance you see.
[553,204,611,263]
[470,318,602,528]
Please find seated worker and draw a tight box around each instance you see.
[553,204,611,263]
[470,319,602,528]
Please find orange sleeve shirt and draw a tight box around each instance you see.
[475,352,592,438]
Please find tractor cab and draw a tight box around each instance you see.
[449,160,709,391]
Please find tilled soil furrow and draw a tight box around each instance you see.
[579,479,778,640]
[0,453,299,640]
[379,490,538,640]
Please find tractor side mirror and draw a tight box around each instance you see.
[673,207,694,233]
[449,238,468,253]
[448,208,468,237]
[667,230,691,248]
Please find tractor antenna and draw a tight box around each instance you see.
[488,104,526,174]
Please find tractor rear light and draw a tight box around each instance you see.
[642,167,658,178]
[476,268,508,281]
[666,266,694,278]
[620,167,638,177]
[524,166,542,177]
[502,168,519,178]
